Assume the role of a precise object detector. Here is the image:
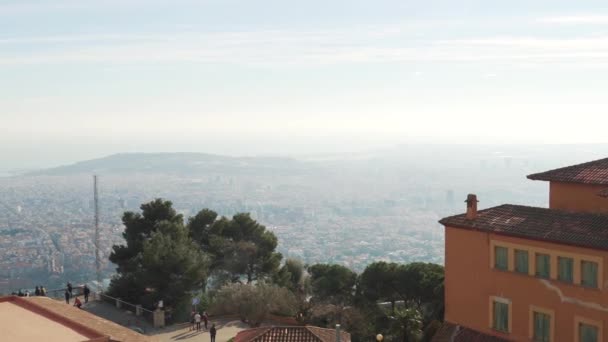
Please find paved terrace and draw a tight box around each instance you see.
[40,291,298,342]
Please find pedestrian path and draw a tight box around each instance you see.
[82,298,154,334]
[152,318,249,342]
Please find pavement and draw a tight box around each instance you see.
[81,297,155,334]
[69,297,263,341]
[151,318,250,342]
[80,298,249,341]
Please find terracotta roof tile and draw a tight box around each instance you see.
[432,322,510,342]
[235,326,351,342]
[23,297,150,342]
[527,158,608,185]
[439,204,608,251]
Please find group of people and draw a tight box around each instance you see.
[190,310,217,341]
[64,282,91,309]
[12,285,47,297]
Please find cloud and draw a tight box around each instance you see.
[538,15,608,24]
[2,29,608,68]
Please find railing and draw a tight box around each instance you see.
[98,292,159,330]
[46,285,85,300]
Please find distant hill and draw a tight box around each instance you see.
[26,152,307,176]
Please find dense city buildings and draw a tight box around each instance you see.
[0,149,601,293]
[438,158,608,341]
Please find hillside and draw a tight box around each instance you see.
[26,153,306,176]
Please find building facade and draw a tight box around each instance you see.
[438,158,608,342]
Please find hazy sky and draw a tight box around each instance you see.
[2,0,608,167]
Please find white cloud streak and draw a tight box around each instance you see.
[2,29,608,68]
[538,15,608,24]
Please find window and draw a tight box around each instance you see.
[495,246,508,270]
[493,300,509,332]
[533,311,551,342]
[581,261,598,288]
[579,323,598,342]
[535,253,551,279]
[515,249,529,274]
[558,257,574,283]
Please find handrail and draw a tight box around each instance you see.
[98,292,155,314]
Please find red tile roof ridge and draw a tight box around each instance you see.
[527,157,608,185]
[439,204,608,251]
[0,295,108,340]
[235,325,351,342]
[22,296,150,341]
[234,327,272,342]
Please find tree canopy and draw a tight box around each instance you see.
[108,199,207,308]
[189,212,282,285]
[106,198,445,342]
[210,283,296,327]
[308,263,357,305]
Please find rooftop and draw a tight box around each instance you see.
[527,157,608,185]
[432,322,510,342]
[0,300,90,342]
[235,326,351,342]
[439,204,608,251]
[0,296,150,342]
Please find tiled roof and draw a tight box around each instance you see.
[432,322,510,342]
[22,296,150,342]
[527,158,608,185]
[234,326,351,342]
[439,204,608,251]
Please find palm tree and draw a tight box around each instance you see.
[389,306,423,342]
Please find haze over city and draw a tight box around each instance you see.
[3,2,608,341]
[3,0,608,171]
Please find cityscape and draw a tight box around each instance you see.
[1,145,604,293]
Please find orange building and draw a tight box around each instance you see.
[435,158,608,342]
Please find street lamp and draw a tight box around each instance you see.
[376,334,383,342]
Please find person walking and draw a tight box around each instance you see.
[67,282,73,298]
[194,312,202,332]
[189,310,196,331]
[210,324,217,342]
[34,286,40,296]
[64,289,70,304]
[83,284,90,303]
[40,286,47,296]
[202,311,209,330]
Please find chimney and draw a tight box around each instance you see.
[336,324,341,342]
[465,194,478,220]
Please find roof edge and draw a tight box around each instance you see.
[0,296,109,340]
[443,223,608,253]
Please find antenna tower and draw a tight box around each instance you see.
[94,175,101,288]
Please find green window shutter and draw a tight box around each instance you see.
[558,257,573,283]
[493,301,509,332]
[533,312,550,342]
[515,250,529,274]
[580,323,598,342]
[535,254,550,279]
[495,246,508,270]
[581,261,598,288]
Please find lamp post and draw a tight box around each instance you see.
[376,333,383,342]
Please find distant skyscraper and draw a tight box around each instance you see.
[446,190,454,204]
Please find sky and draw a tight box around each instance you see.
[2,0,608,168]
